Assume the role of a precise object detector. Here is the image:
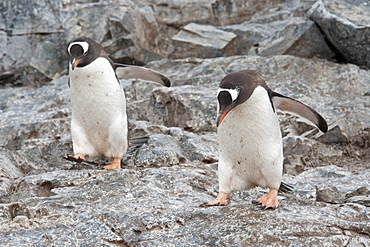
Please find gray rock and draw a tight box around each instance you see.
[219,1,334,60]
[0,166,369,246]
[347,195,370,207]
[309,0,370,68]
[250,0,316,23]
[255,18,334,59]
[0,0,65,83]
[29,36,68,79]
[316,185,346,204]
[291,165,370,206]
[170,23,237,59]
[132,134,186,167]
[315,112,364,143]
[152,0,284,26]
[147,85,218,132]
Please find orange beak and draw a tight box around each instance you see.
[216,107,231,127]
[72,58,81,70]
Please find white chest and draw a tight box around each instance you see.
[69,57,126,119]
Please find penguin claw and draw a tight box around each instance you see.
[63,154,86,163]
[200,192,229,207]
[104,157,122,169]
[255,188,279,210]
[200,202,221,207]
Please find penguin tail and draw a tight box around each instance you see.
[129,135,150,149]
[278,182,294,193]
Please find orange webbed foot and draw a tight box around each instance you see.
[64,153,86,163]
[200,192,229,207]
[104,157,121,169]
[254,188,278,210]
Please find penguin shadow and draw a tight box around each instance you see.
[63,135,149,170]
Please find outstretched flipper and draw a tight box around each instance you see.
[270,92,328,133]
[114,64,171,87]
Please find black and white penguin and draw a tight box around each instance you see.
[64,36,170,169]
[202,70,327,209]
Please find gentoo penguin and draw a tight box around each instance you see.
[201,70,327,209]
[64,37,170,169]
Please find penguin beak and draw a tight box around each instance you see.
[216,107,231,127]
[71,58,81,70]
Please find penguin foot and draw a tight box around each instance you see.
[255,188,278,210]
[200,192,229,207]
[64,153,86,163]
[104,157,121,169]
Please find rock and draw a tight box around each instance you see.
[220,0,334,60]
[255,18,334,59]
[346,195,370,207]
[29,36,68,79]
[132,134,186,167]
[314,113,364,143]
[291,165,370,206]
[170,23,237,59]
[152,0,284,26]
[309,0,370,68]
[0,165,370,245]
[250,0,316,23]
[316,185,346,203]
[147,85,218,132]
[0,0,65,84]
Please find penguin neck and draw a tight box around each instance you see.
[69,57,117,88]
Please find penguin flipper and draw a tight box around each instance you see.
[114,64,171,87]
[271,92,328,133]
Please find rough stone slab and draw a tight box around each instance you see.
[0,166,369,245]
[222,17,334,59]
[309,0,370,68]
[171,23,237,59]
[147,85,217,131]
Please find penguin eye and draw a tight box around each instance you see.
[218,88,239,102]
[68,41,89,56]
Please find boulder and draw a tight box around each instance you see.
[222,17,334,60]
[170,23,237,59]
[309,0,370,68]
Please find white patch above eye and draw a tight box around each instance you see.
[218,87,239,102]
[68,41,89,55]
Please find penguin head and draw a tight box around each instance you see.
[217,70,268,127]
[67,37,108,70]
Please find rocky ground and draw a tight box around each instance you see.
[1,0,370,246]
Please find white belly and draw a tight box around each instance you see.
[217,86,283,193]
[69,57,128,158]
